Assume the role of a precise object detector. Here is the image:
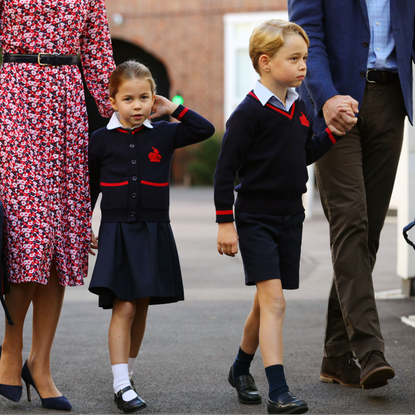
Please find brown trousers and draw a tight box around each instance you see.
[315,76,406,360]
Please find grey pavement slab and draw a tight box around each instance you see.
[0,187,414,414]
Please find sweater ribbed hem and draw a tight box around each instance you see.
[235,193,304,216]
[100,208,170,223]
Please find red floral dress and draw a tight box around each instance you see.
[0,0,115,286]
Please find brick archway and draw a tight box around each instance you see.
[82,38,170,135]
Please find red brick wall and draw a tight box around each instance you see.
[105,0,288,130]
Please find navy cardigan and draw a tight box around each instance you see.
[89,105,215,222]
[214,92,339,223]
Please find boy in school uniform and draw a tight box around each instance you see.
[214,20,356,414]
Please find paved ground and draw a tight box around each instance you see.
[0,187,414,414]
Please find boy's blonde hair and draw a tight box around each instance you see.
[109,60,157,98]
[249,19,309,74]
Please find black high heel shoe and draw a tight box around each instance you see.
[0,345,22,402]
[21,361,71,411]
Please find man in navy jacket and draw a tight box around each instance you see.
[288,0,415,390]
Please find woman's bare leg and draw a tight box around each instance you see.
[28,262,65,398]
[0,282,36,386]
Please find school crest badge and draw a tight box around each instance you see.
[148,147,161,162]
[300,112,310,127]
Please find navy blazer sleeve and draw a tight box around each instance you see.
[288,0,339,117]
[288,0,415,126]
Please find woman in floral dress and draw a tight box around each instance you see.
[0,0,115,408]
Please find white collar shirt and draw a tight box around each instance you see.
[253,80,299,112]
[106,112,154,130]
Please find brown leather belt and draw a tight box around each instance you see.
[2,53,79,66]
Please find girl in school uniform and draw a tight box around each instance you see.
[88,61,215,414]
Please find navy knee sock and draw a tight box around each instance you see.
[265,364,289,402]
[232,347,255,379]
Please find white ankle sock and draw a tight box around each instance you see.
[112,363,137,401]
[128,357,136,380]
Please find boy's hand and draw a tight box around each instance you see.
[217,222,239,257]
[337,101,358,119]
[148,95,179,119]
[89,229,98,255]
[323,95,358,135]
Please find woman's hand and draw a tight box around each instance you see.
[89,229,98,255]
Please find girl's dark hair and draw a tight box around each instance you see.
[109,60,156,98]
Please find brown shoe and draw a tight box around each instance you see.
[320,352,361,387]
[359,351,395,389]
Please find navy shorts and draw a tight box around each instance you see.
[235,210,305,289]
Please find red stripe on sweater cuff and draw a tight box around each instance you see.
[325,127,336,143]
[177,107,189,120]
[216,210,233,215]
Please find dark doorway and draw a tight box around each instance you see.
[81,38,170,135]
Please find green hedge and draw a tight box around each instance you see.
[187,133,223,186]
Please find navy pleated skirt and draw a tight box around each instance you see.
[89,222,184,309]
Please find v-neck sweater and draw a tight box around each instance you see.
[214,91,339,222]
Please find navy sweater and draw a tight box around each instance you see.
[214,92,339,223]
[89,105,215,223]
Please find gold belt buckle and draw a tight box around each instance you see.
[37,53,51,66]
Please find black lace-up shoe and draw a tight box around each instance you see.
[228,366,261,404]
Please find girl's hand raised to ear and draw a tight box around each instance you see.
[148,95,179,120]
